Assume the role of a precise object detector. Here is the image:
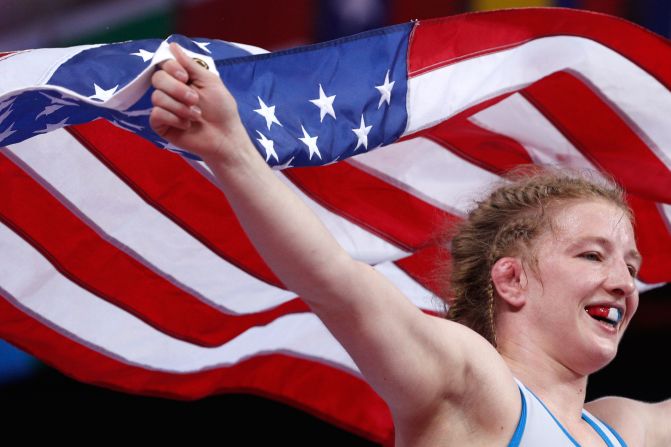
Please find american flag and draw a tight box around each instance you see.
[1,8,670,444]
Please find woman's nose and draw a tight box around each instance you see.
[605,260,636,297]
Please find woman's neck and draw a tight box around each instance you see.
[500,340,589,425]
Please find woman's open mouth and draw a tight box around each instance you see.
[585,305,622,328]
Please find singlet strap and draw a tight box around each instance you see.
[510,379,628,447]
[581,410,628,447]
[508,384,527,447]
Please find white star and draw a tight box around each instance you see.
[0,106,13,125]
[162,142,185,152]
[36,104,63,120]
[193,41,212,54]
[0,122,16,144]
[124,108,152,117]
[254,97,282,130]
[34,117,69,134]
[272,156,295,170]
[161,141,203,159]
[298,125,321,160]
[113,119,144,131]
[89,84,119,102]
[39,92,78,107]
[0,97,15,112]
[256,130,279,163]
[375,70,395,108]
[352,115,372,151]
[131,49,155,62]
[309,84,336,122]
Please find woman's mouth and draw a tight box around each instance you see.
[585,305,622,328]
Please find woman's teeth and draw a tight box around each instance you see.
[585,305,622,326]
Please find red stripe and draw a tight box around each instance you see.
[409,8,671,86]
[394,244,450,300]
[0,293,393,445]
[423,115,534,175]
[627,195,671,283]
[0,151,309,347]
[522,71,671,204]
[284,162,460,251]
[68,121,284,288]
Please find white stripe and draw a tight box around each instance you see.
[0,217,435,372]
[279,171,410,263]
[661,203,671,230]
[350,136,500,215]
[229,42,270,55]
[4,130,406,314]
[469,93,598,171]
[375,262,442,313]
[192,154,409,264]
[0,217,356,372]
[636,280,664,293]
[405,36,671,172]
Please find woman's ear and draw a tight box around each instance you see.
[491,257,527,309]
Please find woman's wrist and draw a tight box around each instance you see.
[203,123,261,170]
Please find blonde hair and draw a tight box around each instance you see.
[445,167,631,347]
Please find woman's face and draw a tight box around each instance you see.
[522,199,641,375]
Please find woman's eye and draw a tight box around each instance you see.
[580,252,601,261]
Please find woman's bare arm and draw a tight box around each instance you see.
[149,44,517,424]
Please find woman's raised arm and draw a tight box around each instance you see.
[149,44,516,429]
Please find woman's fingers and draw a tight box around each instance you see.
[152,69,198,107]
[160,58,189,83]
[149,106,192,134]
[169,42,212,85]
[151,89,201,121]
[150,45,209,137]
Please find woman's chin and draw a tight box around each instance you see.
[574,342,619,376]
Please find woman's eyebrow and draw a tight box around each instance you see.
[628,249,643,266]
[570,236,641,264]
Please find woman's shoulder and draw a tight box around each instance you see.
[586,396,671,446]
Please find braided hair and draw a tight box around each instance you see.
[445,167,631,347]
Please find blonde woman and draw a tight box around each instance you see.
[149,43,670,446]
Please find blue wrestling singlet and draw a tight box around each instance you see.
[508,380,628,447]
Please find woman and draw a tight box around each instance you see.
[149,43,670,446]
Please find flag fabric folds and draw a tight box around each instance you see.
[1,8,670,444]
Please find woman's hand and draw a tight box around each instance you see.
[149,42,250,162]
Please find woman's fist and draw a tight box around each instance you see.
[149,43,250,162]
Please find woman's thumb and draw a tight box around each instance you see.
[169,42,210,82]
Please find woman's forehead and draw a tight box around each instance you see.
[542,200,637,249]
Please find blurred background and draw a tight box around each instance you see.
[1,0,670,51]
[1,0,670,443]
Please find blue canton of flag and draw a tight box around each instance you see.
[0,23,411,167]
[220,23,410,168]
